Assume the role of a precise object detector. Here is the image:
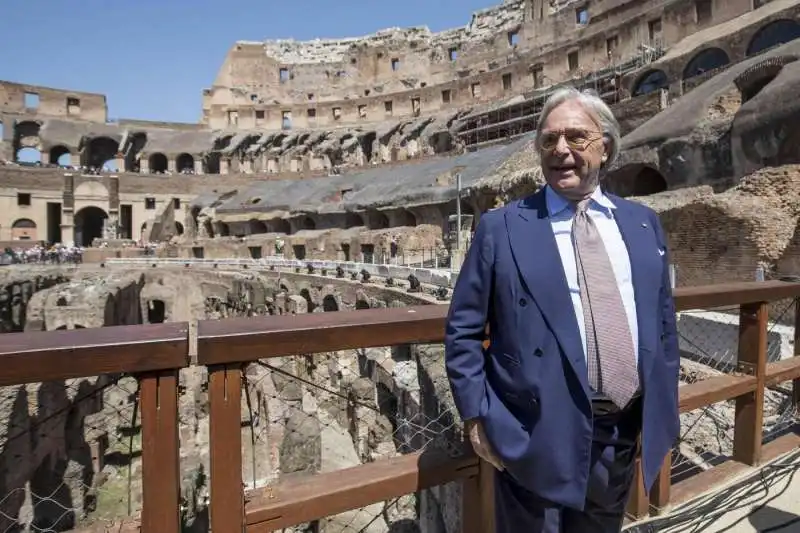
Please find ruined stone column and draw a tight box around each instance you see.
[194,159,204,175]
[168,158,177,173]
[220,159,230,175]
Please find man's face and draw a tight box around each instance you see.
[538,100,607,201]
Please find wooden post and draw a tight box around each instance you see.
[649,453,672,515]
[732,302,768,466]
[461,458,496,533]
[626,456,648,519]
[140,369,181,533]
[793,298,800,412]
[209,364,244,532]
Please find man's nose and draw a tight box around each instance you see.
[553,135,571,155]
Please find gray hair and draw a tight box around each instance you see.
[534,87,622,168]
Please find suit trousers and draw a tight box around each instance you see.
[494,399,642,533]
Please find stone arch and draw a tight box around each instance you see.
[734,56,798,103]
[682,48,730,80]
[395,209,417,227]
[632,69,668,96]
[268,218,290,233]
[747,19,800,57]
[367,211,389,230]
[147,299,166,323]
[11,218,37,240]
[149,153,168,173]
[14,121,41,152]
[74,206,108,246]
[605,165,668,197]
[299,216,315,230]
[322,294,339,312]
[48,145,71,167]
[345,212,364,229]
[249,219,268,234]
[86,136,119,170]
[124,132,147,172]
[176,153,194,173]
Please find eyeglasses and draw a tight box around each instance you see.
[539,128,603,152]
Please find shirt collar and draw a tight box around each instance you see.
[545,185,616,217]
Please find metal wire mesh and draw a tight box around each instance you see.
[670,297,799,483]
[238,342,463,493]
[0,374,142,532]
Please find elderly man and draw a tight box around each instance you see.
[444,87,679,532]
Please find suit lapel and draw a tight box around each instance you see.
[611,197,658,384]
[505,191,589,396]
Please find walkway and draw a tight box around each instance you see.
[626,447,800,532]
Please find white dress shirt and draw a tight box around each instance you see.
[545,185,639,366]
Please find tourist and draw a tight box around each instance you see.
[444,87,679,533]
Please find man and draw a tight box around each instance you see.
[444,87,679,532]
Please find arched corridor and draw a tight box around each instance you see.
[74,206,108,246]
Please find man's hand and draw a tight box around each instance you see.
[465,419,504,471]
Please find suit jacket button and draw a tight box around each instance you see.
[519,298,527,307]
[534,348,543,357]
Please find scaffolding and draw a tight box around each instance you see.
[454,39,667,149]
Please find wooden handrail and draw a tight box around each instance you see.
[0,321,189,386]
[245,448,479,531]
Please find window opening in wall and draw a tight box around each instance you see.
[192,247,204,259]
[120,204,132,240]
[648,18,662,42]
[227,110,238,127]
[145,197,156,210]
[279,67,290,82]
[364,89,371,96]
[411,97,421,116]
[471,82,481,98]
[606,36,619,59]
[695,0,712,25]
[307,93,314,100]
[255,110,265,120]
[384,101,393,115]
[507,30,519,46]
[568,51,580,71]
[17,193,31,206]
[173,198,181,209]
[332,107,342,120]
[350,57,357,65]
[441,89,451,104]
[358,105,367,119]
[24,92,39,109]
[249,246,262,259]
[502,73,513,91]
[531,65,545,88]
[391,58,400,71]
[282,110,292,130]
[148,300,166,324]
[377,52,384,59]
[576,6,589,25]
[293,245,307,260]
[67,97,81,115]
[449,47,458,61]
[307,108,316,119]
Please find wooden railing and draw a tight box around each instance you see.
[1,281,800,532]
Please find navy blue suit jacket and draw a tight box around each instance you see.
[444,188,680,510]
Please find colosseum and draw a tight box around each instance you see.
[2,0,800,531]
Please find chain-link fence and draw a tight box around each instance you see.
[0,374,142,532]
[669,296,799,485]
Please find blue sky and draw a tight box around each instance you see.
[1,0,493,124]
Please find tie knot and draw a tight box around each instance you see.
[574,198,591,215]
